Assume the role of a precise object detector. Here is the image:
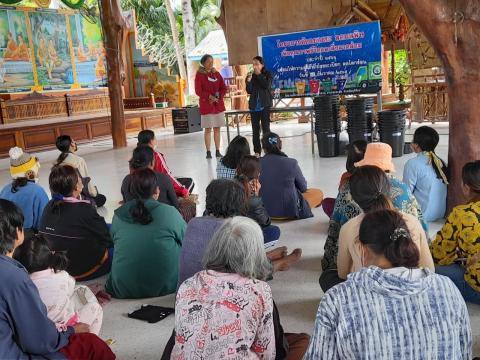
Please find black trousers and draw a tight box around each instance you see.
[251,108,271,154]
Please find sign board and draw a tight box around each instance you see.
[258,21,382,97]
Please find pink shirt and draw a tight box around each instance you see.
[172,270,276,359]
[29,269,103,335]
[30,269,76,331]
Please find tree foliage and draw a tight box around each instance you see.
[121,0,219,71]
[389,49,411,86]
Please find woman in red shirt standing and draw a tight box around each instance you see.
[195,54,227,159]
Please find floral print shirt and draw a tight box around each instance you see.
[430,201,480,292]
[172,270,276,359]
[322,174,427,270]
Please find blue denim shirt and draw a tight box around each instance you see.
[403,152,447,222]
[0,255,73,359]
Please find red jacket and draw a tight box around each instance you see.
[153,151,189,197]
[195,68,227,115]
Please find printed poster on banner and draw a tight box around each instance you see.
[258,21,382,98]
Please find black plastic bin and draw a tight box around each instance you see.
[316,132,339,157]
[348,131,372,144]
[380,130,405,157]
[378,110,407,157]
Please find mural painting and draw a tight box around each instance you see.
[0,10,34,91]
[69,14,107,87]
[29,11,73,89]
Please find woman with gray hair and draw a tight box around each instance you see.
[171,216,276,359]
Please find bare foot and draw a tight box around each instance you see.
[272,248,302,272]
[267,246,288,261]
[273,260,291,272]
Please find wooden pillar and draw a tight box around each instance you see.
[400,0,480,210]
[65,94,72,117]
[391,43,396,94]
[381,43,390,95]
[0,99,6,124]
[99,0,127,148]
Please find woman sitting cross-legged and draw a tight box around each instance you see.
[172,217,275,359]
[320,165,434,292]
[322,140,367,218]
[122,145,178,208]
[305,209,472,359]
[0,199,115,360]
[106,168,186,299]
[14,235,103,335]
[431,160,480,304]
[55,135,106,207]
[178,179,301,287]
[216,135,250,179]
[322,142,426,271]
[136,131,197,222]
[259,132,324,219]
[0,147,48,235]
[172,217,310,360]
[236,155,281,247]
[39,165,113,281]
[403,126,448,222]
[137,129,195,197]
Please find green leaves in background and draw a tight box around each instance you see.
[121,0,220,71]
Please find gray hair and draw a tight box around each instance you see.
[202,216,273,281]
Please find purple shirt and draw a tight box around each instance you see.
[177,217,225,287]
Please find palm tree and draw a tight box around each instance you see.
[164,0,187,80]
[121,0,180,68]
[181,0,196,94]
[122,0,219,70]
[190,0,219,44]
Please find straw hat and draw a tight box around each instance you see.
[354,142,395,172]
[9,147,40,179]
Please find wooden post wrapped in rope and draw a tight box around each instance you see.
[399,0,480,210]
[99,0,127,148]
[0,99,6,124]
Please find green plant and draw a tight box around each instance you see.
[121,0,220,70]
[389,49,411,86]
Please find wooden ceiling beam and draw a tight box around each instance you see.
[352,6,374,22]
[356,0,380,20]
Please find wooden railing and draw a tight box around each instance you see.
[0,92,68,123]
[0,91,158,124]
[67,91,110,116]
[124,96,155,110]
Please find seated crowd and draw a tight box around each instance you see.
[0,126,477,359]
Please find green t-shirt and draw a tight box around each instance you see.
[106,199,186,299]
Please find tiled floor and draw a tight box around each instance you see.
[0,121,478,359]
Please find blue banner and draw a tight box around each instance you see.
[259,21,382,97]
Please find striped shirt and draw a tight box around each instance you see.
[216,159,237,180]
[305,266,472,359]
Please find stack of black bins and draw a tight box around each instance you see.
[313,95,340,157]
[346,98,373,144]
[365,97,374,137]
[378,110,407,157]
